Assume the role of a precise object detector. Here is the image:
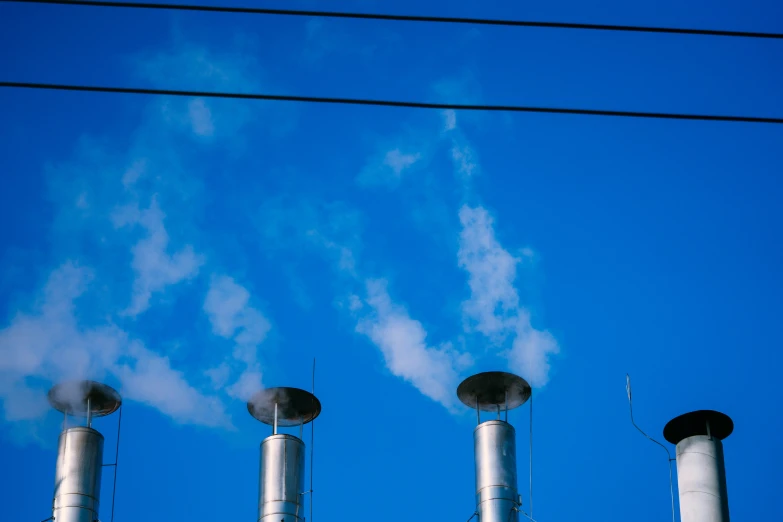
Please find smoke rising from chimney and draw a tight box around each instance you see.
[203,275,270,402]
[458,205,559,387]
[0,262,230,428]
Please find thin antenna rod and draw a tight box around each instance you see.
[626,374,676,522]
[310,358,315,522]
[529,389,533,519]
[109,405,122,522]
[86,396,92,428]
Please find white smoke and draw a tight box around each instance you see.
[0,262,230,427]
[0,40,270,431]
[203,275,270,401]
[259,198,472,410]
[458,205,521,340]
[458,205,559,387]
[113,197,204,317]
[353,279,472,409]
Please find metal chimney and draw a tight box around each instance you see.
[457,371,532,522]
[248,387,321,522]
[47,380,122,522]
[664,410,733,522]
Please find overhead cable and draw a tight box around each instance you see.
[4,0,783,40]
[1,81,782,124]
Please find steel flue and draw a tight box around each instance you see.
[664,410,734,522]
[474,420,520,522]
[47,381,121,522]
[53,427,104,522]
[458,372,529,522]
[259,434,306,522]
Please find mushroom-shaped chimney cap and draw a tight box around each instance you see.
[457,371,531,412]
[663,409,733,445]
[48,380,122,418]
[247,387,321,426]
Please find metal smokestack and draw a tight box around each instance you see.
[457,372,532,522]
[664,410,733,522]
[248,387,321,522]
[47,380,122,522]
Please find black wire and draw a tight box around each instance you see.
[110,405,123,522]
[310,358,315,522]
[4,0,783,40]
[529,390,533,519]
[626,374,676,522]
[2,80,782,125]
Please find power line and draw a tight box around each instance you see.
[4,0,783,40]
[2,81,782,124]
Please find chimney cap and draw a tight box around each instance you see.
[663,409,733,445]
[247,387,321,426]
[48,380,122,418]
[457,371,531,412]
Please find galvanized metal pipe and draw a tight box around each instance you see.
[53,427,104,522]
[259,434,305,522]
[474,420,519,522]
[675,434,730,522]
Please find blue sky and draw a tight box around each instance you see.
[1,0,783,520]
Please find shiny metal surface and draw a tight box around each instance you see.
[676,435,731,522]
[259,434,305,522]
[48,380,122,418]
[474,420,519,522]
[53,427,104,522]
